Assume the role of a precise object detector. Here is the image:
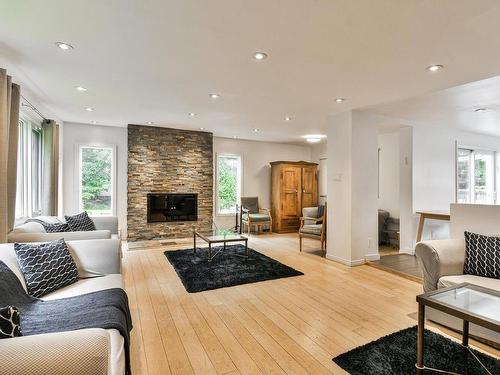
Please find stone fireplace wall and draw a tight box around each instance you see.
[127,125,213,241]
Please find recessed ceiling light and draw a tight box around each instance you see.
[302,134,326,143]
[474,108,489,113]
[91,120,98,124]
[55,42,74,50]
[284,116,292,121]
[253,128,260,132]
[209,93,220,99]
[306,138,321,143]
[146,121,154,125]
[85,107,94,112]
[189,112,196,117]
[233,136,237,139]
[427,64,444,72]
[254,52,268,60]
[335,98,345,103]
[75,86,87,92]
[199,127,205,130]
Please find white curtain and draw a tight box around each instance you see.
[0,68,20,242]
[41,119,59,216]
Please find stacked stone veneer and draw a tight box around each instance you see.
[127,125,213,241]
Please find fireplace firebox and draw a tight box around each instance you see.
[147,193,198,223]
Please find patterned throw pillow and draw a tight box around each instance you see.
[65,211,96,232]
[44,223,72,233]
[0,306,22,339]
[464,231,500,279]
[14,239,79,298]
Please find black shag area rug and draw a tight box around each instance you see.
[164,244,303,293]
[333,326,500,374]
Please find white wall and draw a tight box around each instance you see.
[378,130,400,217]
[61,122,128,238]
[412,125,500,242]
[214,137,312,229]
[326,110,379,265]
[311,142,327,202]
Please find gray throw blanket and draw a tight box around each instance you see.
[0,261,133,374]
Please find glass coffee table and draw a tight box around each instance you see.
[416,283,500,374]
[193,229,248,262]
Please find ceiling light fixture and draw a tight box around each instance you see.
[55,42,74,50]
[474,108,489,113]
[233,136,237,139]
[189,112,196,117]
[209,93,220,99]
[284,116,292,121]
[199,127,205,130]
[306,138,321,143]
[302,134,326,143]
[427,64,444,72]
[335,98,345,103]
[253,128,260,132]
[91,120,97,124]
[254,52,268,60]
[85,107,94,112]
[146,121,154,125]
[75,86,87,92]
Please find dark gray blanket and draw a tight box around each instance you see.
[0,261,133,374]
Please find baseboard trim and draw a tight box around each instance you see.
[364,253,380,261]
[326,254,365,266]
[399,248,414,255]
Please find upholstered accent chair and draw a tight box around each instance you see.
[299,204,327,255]
[240,197,272,234]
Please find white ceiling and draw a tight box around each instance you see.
[1,0,500,143]
[366,75,500,137]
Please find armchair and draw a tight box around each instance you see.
[299,204,327,255]
[240,197,272,234]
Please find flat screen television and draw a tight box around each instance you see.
[147,193,198,223]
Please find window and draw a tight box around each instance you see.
[216,154,242,214]
[78,145,116,216]
[15,116,43,218]
[457,147,496,204]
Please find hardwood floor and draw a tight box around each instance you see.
[369,253,423,282]
[123,233,499,374]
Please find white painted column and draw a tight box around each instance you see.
[398,126,414,254]
[326,110,379,265]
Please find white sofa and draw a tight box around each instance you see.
[8,216,120,243]
[415,203,500,345]
[0,238,125,375]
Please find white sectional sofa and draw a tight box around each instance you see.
[0,238,126,375]
[8,216,120,243]
[415,203,500,345]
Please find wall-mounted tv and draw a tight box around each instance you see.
[147,193,198,223]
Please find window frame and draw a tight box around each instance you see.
[75,143,117,216]
[215,152,243,216]
[15,115,43,219]
[456,144,497,205]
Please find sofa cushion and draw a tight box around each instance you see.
[464,231,500,279]
[0,306,21,339]
[300,224,322,235]
[14,239,79,298]
[438,274,500,291]
[65,212,96,232]
[11,222,46,234]
[44,223,72,233]
[41,274,123,301]
[243,213,271,222]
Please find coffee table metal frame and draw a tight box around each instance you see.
[416,282,500,375]
[193,230,249,262]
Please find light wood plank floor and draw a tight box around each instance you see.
[123,233,499,375]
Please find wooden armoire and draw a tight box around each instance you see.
[270,161,318,233]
